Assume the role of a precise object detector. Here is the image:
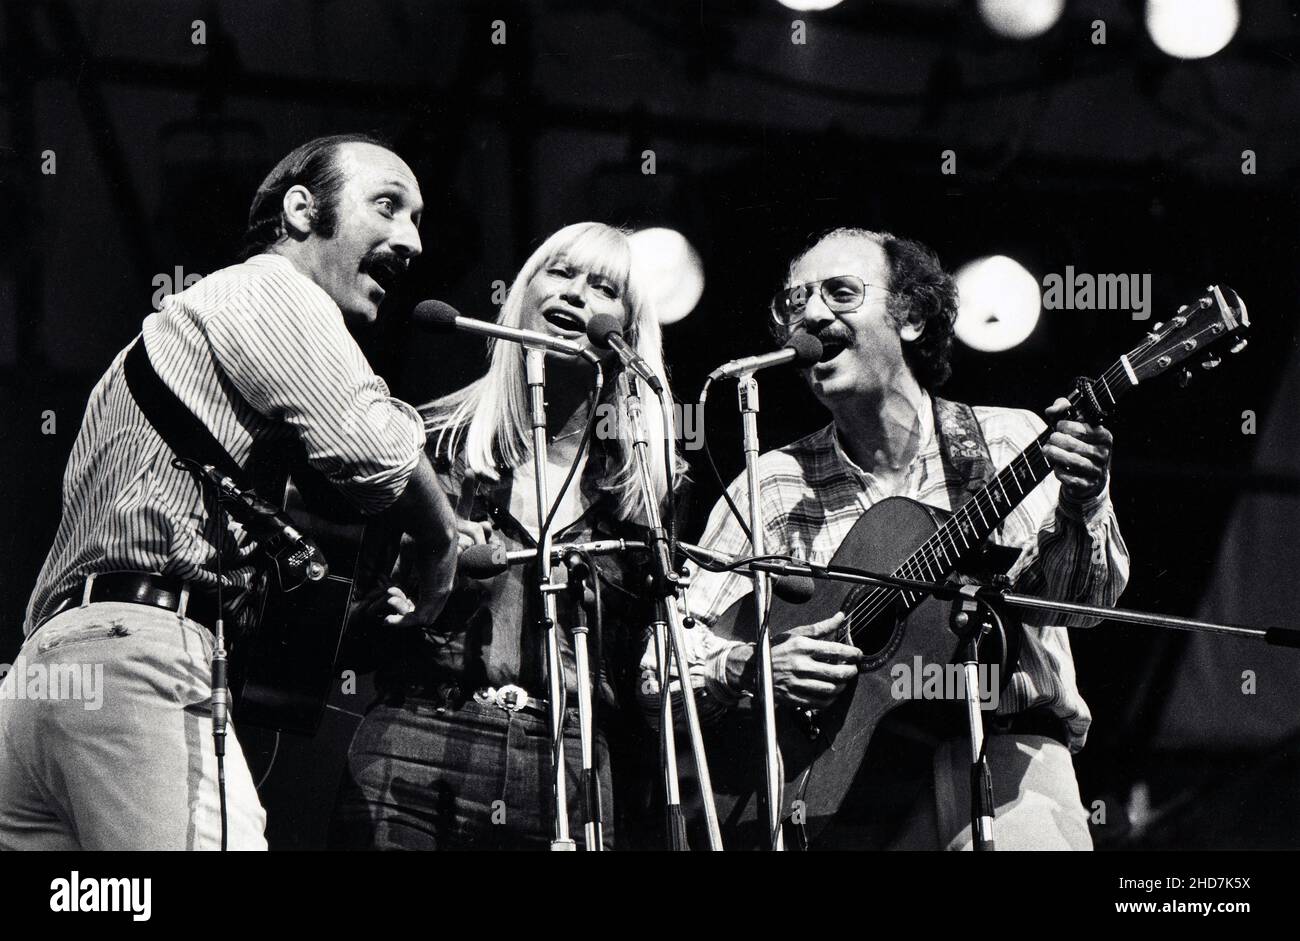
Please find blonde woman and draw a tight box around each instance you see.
[330,222,681,850]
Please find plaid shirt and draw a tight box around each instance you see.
[657,392,1129,751]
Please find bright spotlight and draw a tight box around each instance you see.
[1146,0,1239,60]
[977,0,1065,40]
[628,228,705,326]
[953,255,1041,353]
[776,0,844,11]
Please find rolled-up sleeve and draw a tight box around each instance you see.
[995,411,1130,628]
[203,268,424,515]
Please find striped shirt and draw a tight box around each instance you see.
[672,392,1130,751]
[25,253,425,635]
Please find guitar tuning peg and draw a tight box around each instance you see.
[1178,368,1194,388]
[1230,338,1248,354]
[1200,354,1221,370]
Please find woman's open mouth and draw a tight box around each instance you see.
[542,307,586,338]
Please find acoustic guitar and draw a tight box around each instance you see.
[231,469,366,735]
[703,285,1249,847]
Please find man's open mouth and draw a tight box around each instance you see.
[542,308,585,337]
[362,254,406,292]
[816,334,851,364]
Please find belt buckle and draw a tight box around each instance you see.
[496,684,529,712]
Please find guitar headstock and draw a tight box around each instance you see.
[1127,285,1249,387]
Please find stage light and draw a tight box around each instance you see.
[953,255,1041,353]
[1146,0,1238,60]
[976,0,1065,40]
[628,228,705,326]
[775,0,845,12]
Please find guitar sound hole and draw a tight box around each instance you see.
[843,591,903,664]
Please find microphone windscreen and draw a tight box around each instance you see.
[412,300,461,328]
[585,313,622,349]
[458,542,509,579]
[772,574,816,605]
[786,333,823,367]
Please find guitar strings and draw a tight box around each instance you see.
[838,355,1137,644]
[838,317,1221,642]
[842,357,1128,635]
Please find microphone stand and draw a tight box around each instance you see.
[563,549,604,850]
[172,458,230,850]
[620,372,724,850]
[525,347,577,851]
[737,374,785,851]
[951,584,998,852]
[738,555,1300,849]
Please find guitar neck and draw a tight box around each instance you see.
[895,359,1134,597]
[836,282,1248,632]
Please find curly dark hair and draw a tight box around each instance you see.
[773,227,959,391]
[240,132,391,259]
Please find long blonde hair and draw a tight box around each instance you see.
[423,222,681,523]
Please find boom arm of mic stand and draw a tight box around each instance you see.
[745,560,1300,648]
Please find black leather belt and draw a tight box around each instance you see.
[40,572,220,633]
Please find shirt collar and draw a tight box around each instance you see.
[827,389,935,481]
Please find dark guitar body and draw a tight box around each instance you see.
[703,495,1018,849]
[231,472,365,735]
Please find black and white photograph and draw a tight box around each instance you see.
[0,0,1296,916]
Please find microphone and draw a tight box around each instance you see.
[458,542,510,579]
[707,333,824,382]
[678,542,814,604]
[585,314,664,394]
[194,464,329,590]
[772,575,815,605]
[459,539,649,579]
[413,300,599,365]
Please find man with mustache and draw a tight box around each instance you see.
[0,134,458,849]
[674,228,1129,849]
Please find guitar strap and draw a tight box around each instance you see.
[931,396,995,505]
[122,336,248,483]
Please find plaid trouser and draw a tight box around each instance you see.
[329,695,614,850]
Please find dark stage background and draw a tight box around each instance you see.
[2,0,1299,849]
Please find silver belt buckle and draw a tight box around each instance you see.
[496,684,529,712]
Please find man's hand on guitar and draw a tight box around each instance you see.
[727,612,862,709]
[1043,397,1113,505]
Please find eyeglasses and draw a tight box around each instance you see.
[771,275,893,327]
